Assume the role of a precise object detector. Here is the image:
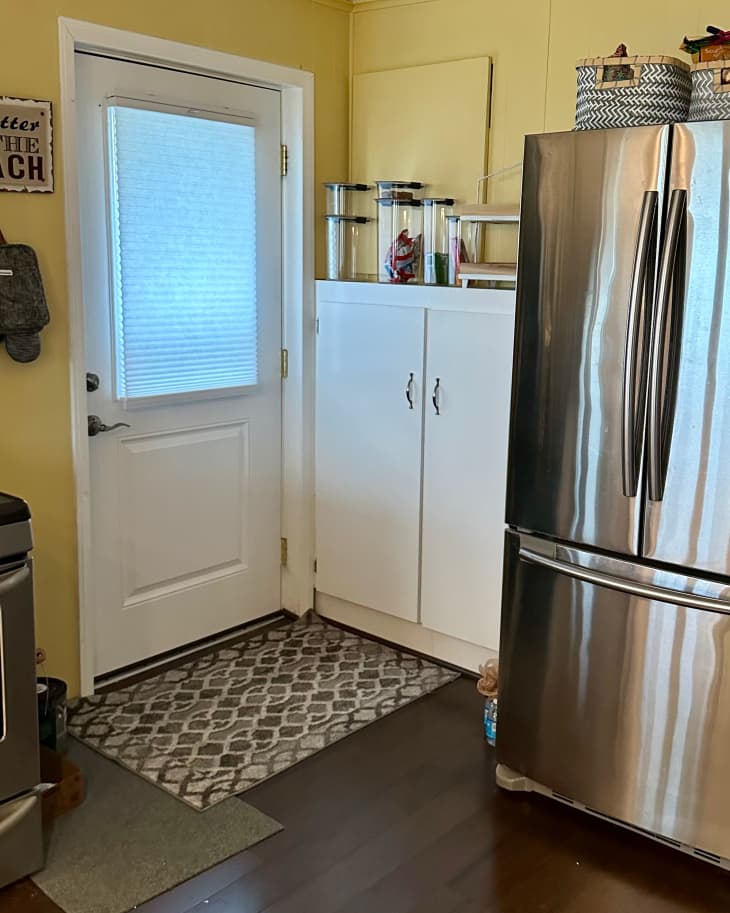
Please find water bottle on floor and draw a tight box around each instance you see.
[477,659,498,746]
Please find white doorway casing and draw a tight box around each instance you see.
[58,17,316,695]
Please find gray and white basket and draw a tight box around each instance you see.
[689,60,730,121]
[576,55,691,130]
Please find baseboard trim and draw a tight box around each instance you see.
[315,592,494,674]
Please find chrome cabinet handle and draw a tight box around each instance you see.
[405,372,415,410]
[648,188,686,502]
[622,190,657,498]
[432,378,441,415]
[88,415,131,437]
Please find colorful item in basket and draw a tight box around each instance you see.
[681,26,730,63]
[603,44,634,82]
[384,229,422,283]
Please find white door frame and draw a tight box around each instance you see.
[58,17,316,695]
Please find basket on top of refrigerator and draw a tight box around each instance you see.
[681,27,730,121]
[575,44,691,130]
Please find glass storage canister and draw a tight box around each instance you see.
[325,215,370,281]
[423,198,455,285]
[375,180,424,201]
[376,198,423,284]
[323,182,371,217]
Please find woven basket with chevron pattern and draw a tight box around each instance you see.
[689,62,730,120]
[576,55,691,130]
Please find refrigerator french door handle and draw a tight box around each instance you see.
[622,190,658,497]
[648,189,687,502]
[520,546,730,615]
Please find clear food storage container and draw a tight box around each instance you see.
[376,198,423,284]
[324,182,371,217]
[325,215,370,281]
[375,180,424,201]
[423,198,455,285]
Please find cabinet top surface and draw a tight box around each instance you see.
[315,280,516,315]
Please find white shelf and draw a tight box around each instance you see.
[455,203,520,223]
[458,262,517,286]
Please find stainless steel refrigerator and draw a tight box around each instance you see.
[497,120,730,866]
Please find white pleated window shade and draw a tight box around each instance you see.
[107,104,257,401]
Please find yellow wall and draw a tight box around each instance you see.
[352,0,730,239]
[1,0,350,696]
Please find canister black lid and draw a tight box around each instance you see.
[422,198,456,206]
[324,215,370,223]
[375,198,423,207]
[375,181,425,189]
[323,182,371,191]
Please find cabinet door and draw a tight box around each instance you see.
[421,308,514,649]
[316,299,425,621]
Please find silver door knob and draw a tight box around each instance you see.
[88,415,131,437]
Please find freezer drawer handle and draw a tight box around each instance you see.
[622,190,657,498]
[648,188,687,502]
[0,795,36,839]
[520,547,730,615]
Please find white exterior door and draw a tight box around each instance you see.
[315,299,424,621]
[76,54,283,675]
[420,308,514,650]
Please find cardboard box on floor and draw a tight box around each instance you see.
[40,746,85,823]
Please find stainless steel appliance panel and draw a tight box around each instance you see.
[0,795,43,887]
[0,561,40,801]
[645,120,730,574]
[498,530,730,859]
[507,126,669,553]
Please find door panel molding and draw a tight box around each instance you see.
[58,18,315,694]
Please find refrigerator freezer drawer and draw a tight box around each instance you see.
[498,531,730,860]
[0,794,43,888]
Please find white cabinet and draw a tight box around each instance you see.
[420,309,513,650]
[315,299,425,622]
[315,282,514,656]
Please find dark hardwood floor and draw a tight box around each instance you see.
[2,677,729,913]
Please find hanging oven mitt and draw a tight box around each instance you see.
[0,228,50,363]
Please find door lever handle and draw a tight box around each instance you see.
[88,415,131,437]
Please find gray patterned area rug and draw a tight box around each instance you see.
[69,614,458,810]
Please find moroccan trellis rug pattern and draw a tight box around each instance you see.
[69,614,459,810]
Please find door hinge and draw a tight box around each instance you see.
[315,317,320,335]
[280,537,288,567]
[281,348,289,379]
[313,558,318,573]
[280,144,288,177]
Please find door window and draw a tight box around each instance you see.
[107,103,258,402]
